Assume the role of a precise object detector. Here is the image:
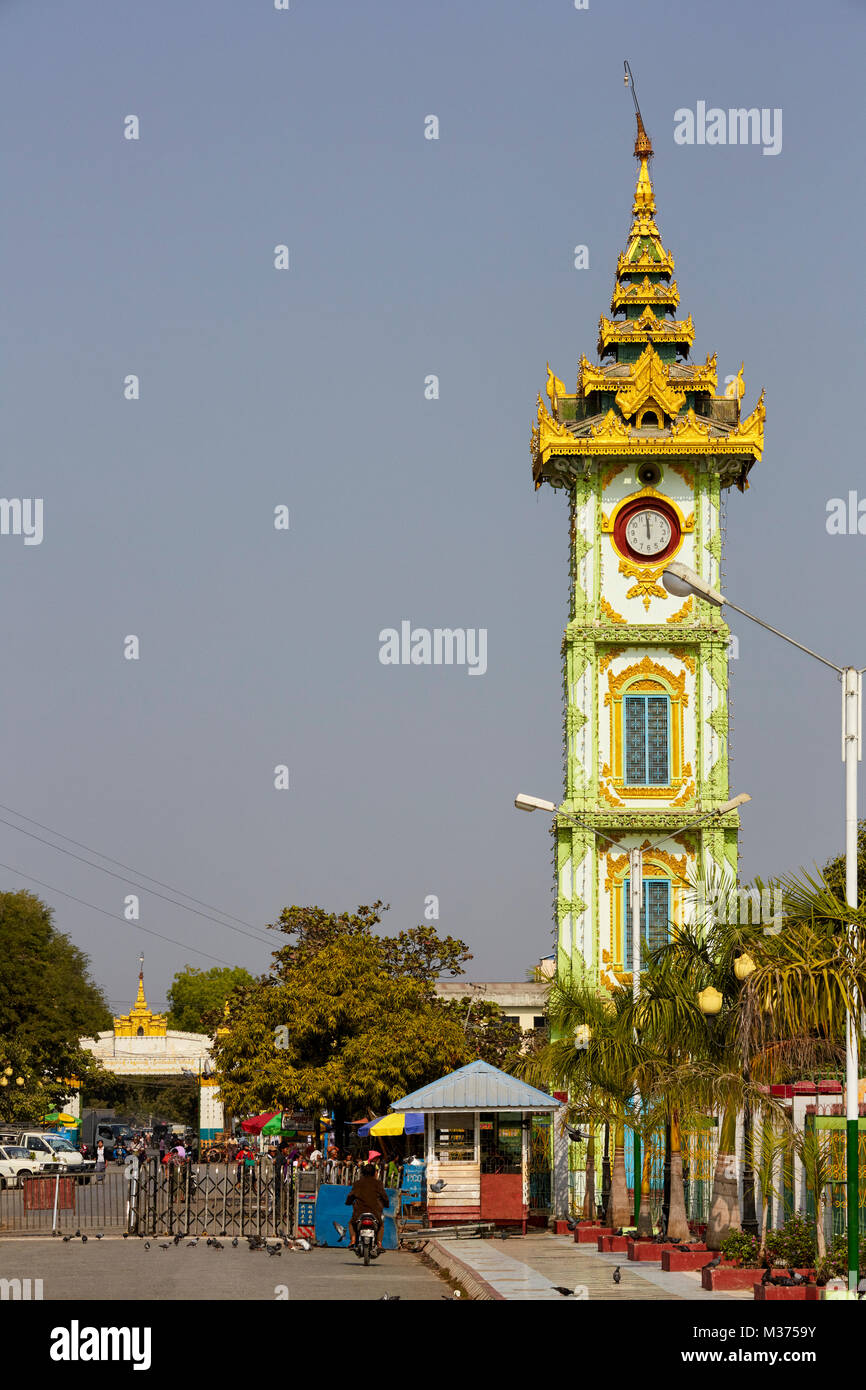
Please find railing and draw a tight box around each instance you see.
[0,1169,132,1235]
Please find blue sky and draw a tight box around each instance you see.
[1,0,863,1008]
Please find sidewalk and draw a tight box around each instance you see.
[428,1233,754,1302]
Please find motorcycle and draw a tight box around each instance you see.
[353,1211,381,1266]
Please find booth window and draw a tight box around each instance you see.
[480,1113,523,1174]
[433,1113,476,1163]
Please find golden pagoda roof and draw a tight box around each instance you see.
[530,112,764,493]
[114,970,167,1038]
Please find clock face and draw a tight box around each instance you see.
[624,508,673,557]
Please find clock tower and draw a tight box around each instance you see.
[530,113,765,987]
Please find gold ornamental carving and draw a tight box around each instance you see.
[666,597,694,624]
[605,656,688,706]
[600,597,627,624]
[601,462,628,490]
[617,345,687,421]
[598,646,628,673]
[618,558,668,610]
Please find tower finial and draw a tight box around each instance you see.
[624,60,653,159]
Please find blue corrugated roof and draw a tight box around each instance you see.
[390,1060,560,1112]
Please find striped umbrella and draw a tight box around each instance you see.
[358,1113,424,1136]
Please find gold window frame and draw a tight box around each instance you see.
[602,657,692,801]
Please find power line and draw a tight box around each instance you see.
[0,858,243,967]
[0,801,260,932]
[0,808,275,949]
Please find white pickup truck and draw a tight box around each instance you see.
[0,1142,46,1188]
[16,1132,93,1171]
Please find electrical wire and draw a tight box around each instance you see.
[0,858,243,967]
[0,808,275,948]
[0,801,259,932]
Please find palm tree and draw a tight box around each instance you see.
[520,973,646,1231]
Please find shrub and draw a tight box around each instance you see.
[719,1230,760,1267]
[763,1214,817,1269]
[816,1232,866,1284]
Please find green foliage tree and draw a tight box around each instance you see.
[213,903,477,1141]
[439,997,525,1072]
[166,965,259,1034]
[0,891,112,1121]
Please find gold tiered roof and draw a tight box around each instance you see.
[114,969,167,1038]
[531,117,765,492]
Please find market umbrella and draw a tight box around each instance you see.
[41,1112,77,1126]
[358,1113,424,1137]
[240,1111,280,1134]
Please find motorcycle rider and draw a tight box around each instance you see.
[345,1162,389,1251]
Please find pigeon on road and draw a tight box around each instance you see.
[294,1238,311,1251]
[187,1239,199,1248]
[62,1235,71,1243]
[379,1293,401,1300]
[333,1221,347,1241]
[429,1179,447,1193]
[158,1242,171,1250]
[553,1285,577,1296]
[81,1235,88,1244]
[703,1254,721,1270]
[232,1237,239,1248]
[144,1241,151,1251]
[612,1266,621,1285]
[212,1239,224,1250]
[95,1234,104,1240]
[266,1244,282,1257]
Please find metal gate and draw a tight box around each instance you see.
[131,1160,294,1238]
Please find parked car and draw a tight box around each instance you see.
[0,1143,45,1188]
[16,1132,93,1170]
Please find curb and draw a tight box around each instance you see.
[424,1239,503,1301]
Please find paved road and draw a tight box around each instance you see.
[0,1237,456,1301]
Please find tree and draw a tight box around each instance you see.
[167,965,258,1034]
[439,997,525,1072]
[521,973,643,1231]
[0,891,112,1120]
[212,903,477,1141]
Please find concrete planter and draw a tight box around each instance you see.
[660,1247,710,1272]
[598,1234,630,1253]
[701,1264,764,1291]
[754,1283,820,1301]
[575,1225,612,1244]
[627,1239,673,1262]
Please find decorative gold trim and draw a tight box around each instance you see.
[598,646,628,673]
[617,346,686,421]
[666,460,694,486]
[602,656,690,801]
[618,559,668,611]
[600,462,628,489]
[665,597,694,624]
[670,779,696,807]
[600,597,627,624]
[546,363,566,413]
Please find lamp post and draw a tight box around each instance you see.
[663,558,863,1292]
[515,791,750,1229]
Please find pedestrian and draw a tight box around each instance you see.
[94,1140,107,1183]
[158,1136,166,1159]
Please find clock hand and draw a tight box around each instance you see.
[646,514,651,539]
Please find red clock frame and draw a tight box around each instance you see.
[613,496,682,564]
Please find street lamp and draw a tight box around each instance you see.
[515,790,750,1227]
[663,557,863,1292]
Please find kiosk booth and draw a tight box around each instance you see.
[389,1060,559,1233]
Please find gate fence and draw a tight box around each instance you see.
[0,1170,130,1235]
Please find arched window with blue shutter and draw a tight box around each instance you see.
[622,877,671,972]
[624,693,670,785]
